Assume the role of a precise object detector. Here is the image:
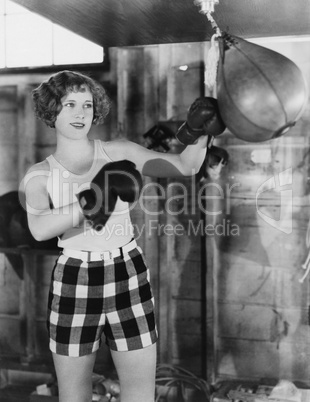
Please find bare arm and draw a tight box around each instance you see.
[104,135,209,178]
[21,162,84,241]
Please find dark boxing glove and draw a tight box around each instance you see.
[77,160,143,230]
[176,97,226,145]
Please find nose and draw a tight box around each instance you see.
[75,106,85,119]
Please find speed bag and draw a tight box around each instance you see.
[216,33,308,143]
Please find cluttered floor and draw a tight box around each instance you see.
[0,368,119,402]
[0,384,35,402]
[0,368,53,402]
[1,367,310,402]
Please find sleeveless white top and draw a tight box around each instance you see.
[46,140,134,251]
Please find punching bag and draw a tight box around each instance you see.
[216,33,308,143]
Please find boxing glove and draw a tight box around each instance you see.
[77,160,143,230]
[176,97,226,145]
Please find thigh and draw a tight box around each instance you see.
[111,343,157,402]
[104,246,158,352]
[52,352,97,402]
[48,255,106,357]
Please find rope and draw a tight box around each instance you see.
[193,0,221,35]
[205,33,220,90]
[193,2,222,91]
[205,10,221,37]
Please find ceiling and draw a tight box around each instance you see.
[11,0,310,47]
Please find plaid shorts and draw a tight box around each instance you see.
[47,242,158,357]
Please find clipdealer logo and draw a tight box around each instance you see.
[255,167,293,234]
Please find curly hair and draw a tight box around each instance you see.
[32,70,111,128]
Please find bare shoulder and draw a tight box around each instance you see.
[23,160,50,192]
[26,160,50,174]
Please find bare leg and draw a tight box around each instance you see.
[52,352,97,402]
[111,343,157,402]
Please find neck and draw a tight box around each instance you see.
[54,136,93,158]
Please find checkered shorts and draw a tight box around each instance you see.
[47,243,158,357]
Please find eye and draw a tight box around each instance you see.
[64,102,75,107]
[84,103,93,109]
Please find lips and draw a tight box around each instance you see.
[70,122,85,128]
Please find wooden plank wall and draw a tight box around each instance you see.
[114,43,209,376]
[114,39,310,384]
[211,40,310,385]
[212,134,310,384]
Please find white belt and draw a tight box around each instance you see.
[62,239,137,262]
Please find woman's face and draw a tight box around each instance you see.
[55,86,94,139]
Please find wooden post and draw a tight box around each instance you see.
[157,44,173,364]
[203,40,218,382]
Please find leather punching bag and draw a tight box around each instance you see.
[216,33,308,143]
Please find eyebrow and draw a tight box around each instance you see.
[63,99,93,103]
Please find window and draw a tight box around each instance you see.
[0,0,104,69]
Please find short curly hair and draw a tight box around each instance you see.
[32,70,111,128]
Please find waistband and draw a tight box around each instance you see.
[62,239,137,262]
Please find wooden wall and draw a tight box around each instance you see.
[212,40,310,385]
[0,38,309,387]
[115,39,310,385]
[114,42,209,375]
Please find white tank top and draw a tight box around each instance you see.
[46,140,134,251]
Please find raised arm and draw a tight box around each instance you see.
[106,97,225,178]
[108,135,209,178]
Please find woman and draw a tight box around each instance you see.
[22,70,220,402]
